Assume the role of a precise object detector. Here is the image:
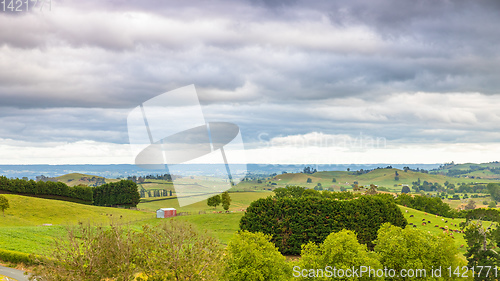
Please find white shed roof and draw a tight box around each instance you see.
[158,208,176,211]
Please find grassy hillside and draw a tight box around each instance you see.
[55,173,119,186]
[0,194,154,255]
[431,162,500,179]
[0,194,152,227]
[268,168,500,191]
[137,191,272,213]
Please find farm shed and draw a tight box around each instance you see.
[156,208,177,218]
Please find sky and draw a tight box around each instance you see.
[1,0,500,165]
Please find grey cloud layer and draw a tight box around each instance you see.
[1,0,500,152]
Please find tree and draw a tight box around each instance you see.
[366,184,378,195]
[489,201,497,208]
[487,183,500,202]
[401,186,410,194]
[207,194,222,209]
[296,229,383,280]
[332,178,336,183]
[306,178,312,183]
[465,199,476,210]
[0,195,9,216]
[221,191,231,211]
[375,223,466,280]
[223,231,290,281]
[461,209,500,280]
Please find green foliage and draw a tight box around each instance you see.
[0,194,9,216]
[221,191,232,211]
[92,180,141,207]
[0,249,41,265]
[488,201,497,208]
[135,221,223,281]
[240,196,407,255]
[223,231,290,281]
[30,220,222,281]
[306,178,312,183]
[332,178,336,183]
[295,229,383,280]
[207,194,222,209]
[395,193,457,217]
[273,186,306,198]
[487,183,500,202]
[0,176,93,202]
[460,210,500,280]
[401,186,410,193]
[375,223,466,280]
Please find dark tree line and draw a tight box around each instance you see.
[0,176,140,207]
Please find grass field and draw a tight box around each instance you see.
[137,191,272,213]
[400,206,467,255]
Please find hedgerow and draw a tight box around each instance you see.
[240,195,407,255]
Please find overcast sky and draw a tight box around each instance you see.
[1,0,500,165]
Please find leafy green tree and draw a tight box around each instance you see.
[487,183,500,202]
[401,186,410,194]
[273,185,305,198]
[295,229,383,280]
[306,178,312,183]
[332,178,336,183]
[223,231,290,281]
[0,195,9,216]
[221,191,231,211]
[207,194,222,209]
[489,201,497,208]
[461,209,500,280]
[375,223,466,280]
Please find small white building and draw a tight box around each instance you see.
[156,208,177,218]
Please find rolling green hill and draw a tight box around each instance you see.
[430,161,500,179]
[55,173,119,186]
[268,168,500,191]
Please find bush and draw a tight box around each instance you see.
[240,196,407,255]
[223,231,290,281]
[374,223,466,280]
[294,229,383,280]
[30,220,222,281]
[0,249,40,265]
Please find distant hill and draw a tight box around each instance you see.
[55,173,119,187]
[271,167,500,191]
[430,161,500,180]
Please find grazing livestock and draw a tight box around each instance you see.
[422,222,426,226]
[435,225,439,227]
[445,221,448,223]
[428,221,431,223]
[410,215,414,217]
[413,225,417,228]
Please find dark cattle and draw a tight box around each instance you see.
[422,219,426,221]
[413,225,417,228]
[409,223,413,225]
[428,221,431,223]
[435,225,439,227]
[410,215,414,217]
[445,221,448,223]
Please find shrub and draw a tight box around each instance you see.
[223,231,290,281]
[375,223,466,280]
[294,229,383,280]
